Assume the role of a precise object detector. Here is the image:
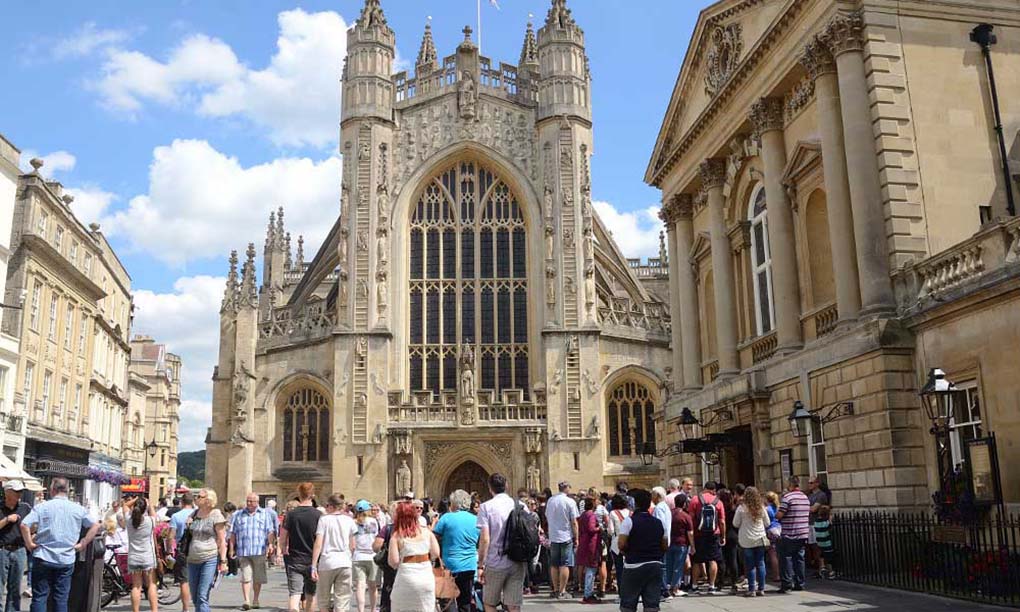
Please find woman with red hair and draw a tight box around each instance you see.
[387,501,440,611]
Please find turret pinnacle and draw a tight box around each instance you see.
[519,20,538,67]
[221,250,239,313]
[275,206,285,251]
[359,0,388,30]
[285,232,293,269]
[416,21,437,68]
[296,235,305,268]
[240,243,258,308]
[545,0,576,29]
[265,211,277,250]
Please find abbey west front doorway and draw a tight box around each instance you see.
[444,461,490,501]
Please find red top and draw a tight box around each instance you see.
[670,507,694,547]
[575,509,601,568]
[688,491,726,536]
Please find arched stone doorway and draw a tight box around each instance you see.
[444,461,490,501]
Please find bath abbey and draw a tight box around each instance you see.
[205,0,673,504]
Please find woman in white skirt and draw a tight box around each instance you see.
[387,501,440,612]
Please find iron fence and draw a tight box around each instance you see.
[833,511,1020,607]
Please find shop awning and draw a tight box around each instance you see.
[122,478,148,493]
[0,454,45,491]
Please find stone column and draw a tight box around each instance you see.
[660,201,685,391]
[801,37,862,323]
[673,195,703,389]
[749,97,803,351]
[825,12,896,316]
[701,158,740,375]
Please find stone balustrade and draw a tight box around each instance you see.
[394,55,534,107]
[387,387,547,427]
[814,302,839,338]
[749,331,778,364]
[258,303,336,347]
[598,296,671,336]
[895,216,1020,311]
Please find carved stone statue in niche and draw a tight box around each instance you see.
[545,265,557,306]
[356,279,368,299]
[564,275,576,297]
[376,234,387,264]
[460,346,475,403]
[356,336,368,358]
[396,460,412,497]
[377,185,389,224]
[563,228,574,249]
[545,224,555,261]
[589,413,601,439]
[339,270,349,307]
[377,272,388,313]
[458,71,477,119]
[232,362,252,420]
[392,429,412,455]
[358,141,371,160]
[543,186,553,222]
[339,228,349,267]
[357,231,368,253]
[583,225,593,262]
[527,460,541,493]
[585,263,597,315]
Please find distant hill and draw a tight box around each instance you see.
[177,450,206,483]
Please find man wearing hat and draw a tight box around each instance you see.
[0,481,30,612]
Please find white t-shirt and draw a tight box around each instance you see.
[545,493,580,544]
[352,517,379,562]
[316,513,357,571]
[607,508,631,554]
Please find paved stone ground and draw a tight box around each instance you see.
[84,566,1006,612]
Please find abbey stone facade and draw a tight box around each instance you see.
[205,0,673,504]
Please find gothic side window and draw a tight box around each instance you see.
[282,387,330,462]
[749,184,774,336]
[607,380,656,458]
[409,161,529,397]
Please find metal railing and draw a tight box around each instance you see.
[833,511,1020,607]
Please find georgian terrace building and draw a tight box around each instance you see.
[647,0,1020,510]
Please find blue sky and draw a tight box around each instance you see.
[0,0,700,451]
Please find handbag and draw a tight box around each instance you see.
[178,524,194,560]
[433,564,460,600]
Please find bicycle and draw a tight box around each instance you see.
[100,545,181,608]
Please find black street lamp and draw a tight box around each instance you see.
[919,368,958,433]
[788,400,855,438]
[146,437,159,459]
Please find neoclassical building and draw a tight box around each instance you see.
[648,0,1020,510]
[206,0,673,504]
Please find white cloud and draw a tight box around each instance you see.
[20,150,77,177]
[93,9,348,148]
[133,275,224,452]
[593,200,664,260]
[66,184,117,224]
[102,139,340,266]
[53,22,132,59]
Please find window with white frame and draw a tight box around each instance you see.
[23,362,34,410]
[47,295,58,341]
[84,253,92,277]
[78,317,87,353]
[949,382,982,469]
[807,415,827,479]
[70,241,79,265]
[748,184,775,336]
[41,371,52,418]
[64,305,74,350]
[29,282,41,331]
[55,226,64,251]
[58,378,68,418]
[72,383,82,429]
[37,210,48,236]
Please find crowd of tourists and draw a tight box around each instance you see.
[1,472,835,612]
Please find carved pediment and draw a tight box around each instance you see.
[781,140,823,202]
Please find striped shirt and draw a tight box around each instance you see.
[813,518,833,551]
[779,490,810,540]
[230,507,276,558]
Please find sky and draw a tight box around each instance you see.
[0,0,700,452]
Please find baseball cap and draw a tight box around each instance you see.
[3,480,25,492]
[355,499,372,513]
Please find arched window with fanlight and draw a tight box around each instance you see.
[281,388,330,462]
[748,183,775,336]
[606,380,656,458]
[408,160,529,397]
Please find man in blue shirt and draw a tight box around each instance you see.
[19,478,100,612]
[432,490,479,612]
[229,493,277,610]
[169,492,196,612]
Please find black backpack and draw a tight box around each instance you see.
[697,493,718,535]
[502,499,540,563]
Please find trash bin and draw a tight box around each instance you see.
[48,531,103,612]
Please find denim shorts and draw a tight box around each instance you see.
[549,541,575,568]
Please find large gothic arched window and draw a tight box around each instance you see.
[607,380,656,458]
[749,184,775,336]
[409,161,529,396]
[282,388,330,462]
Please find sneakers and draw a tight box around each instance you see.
[559,591,573,600]
[707,586,720,595]
[755,591,765,597]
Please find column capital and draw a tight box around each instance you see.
[699,158,728,190]
[800,35,837,80]
[824,11,865,57]
[749,97,785,137]
[659,193,695,224]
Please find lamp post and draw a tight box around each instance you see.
[145,437,158,501]
[919,368,959,504]
[639,407,730,467]
[787,400,855,439]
